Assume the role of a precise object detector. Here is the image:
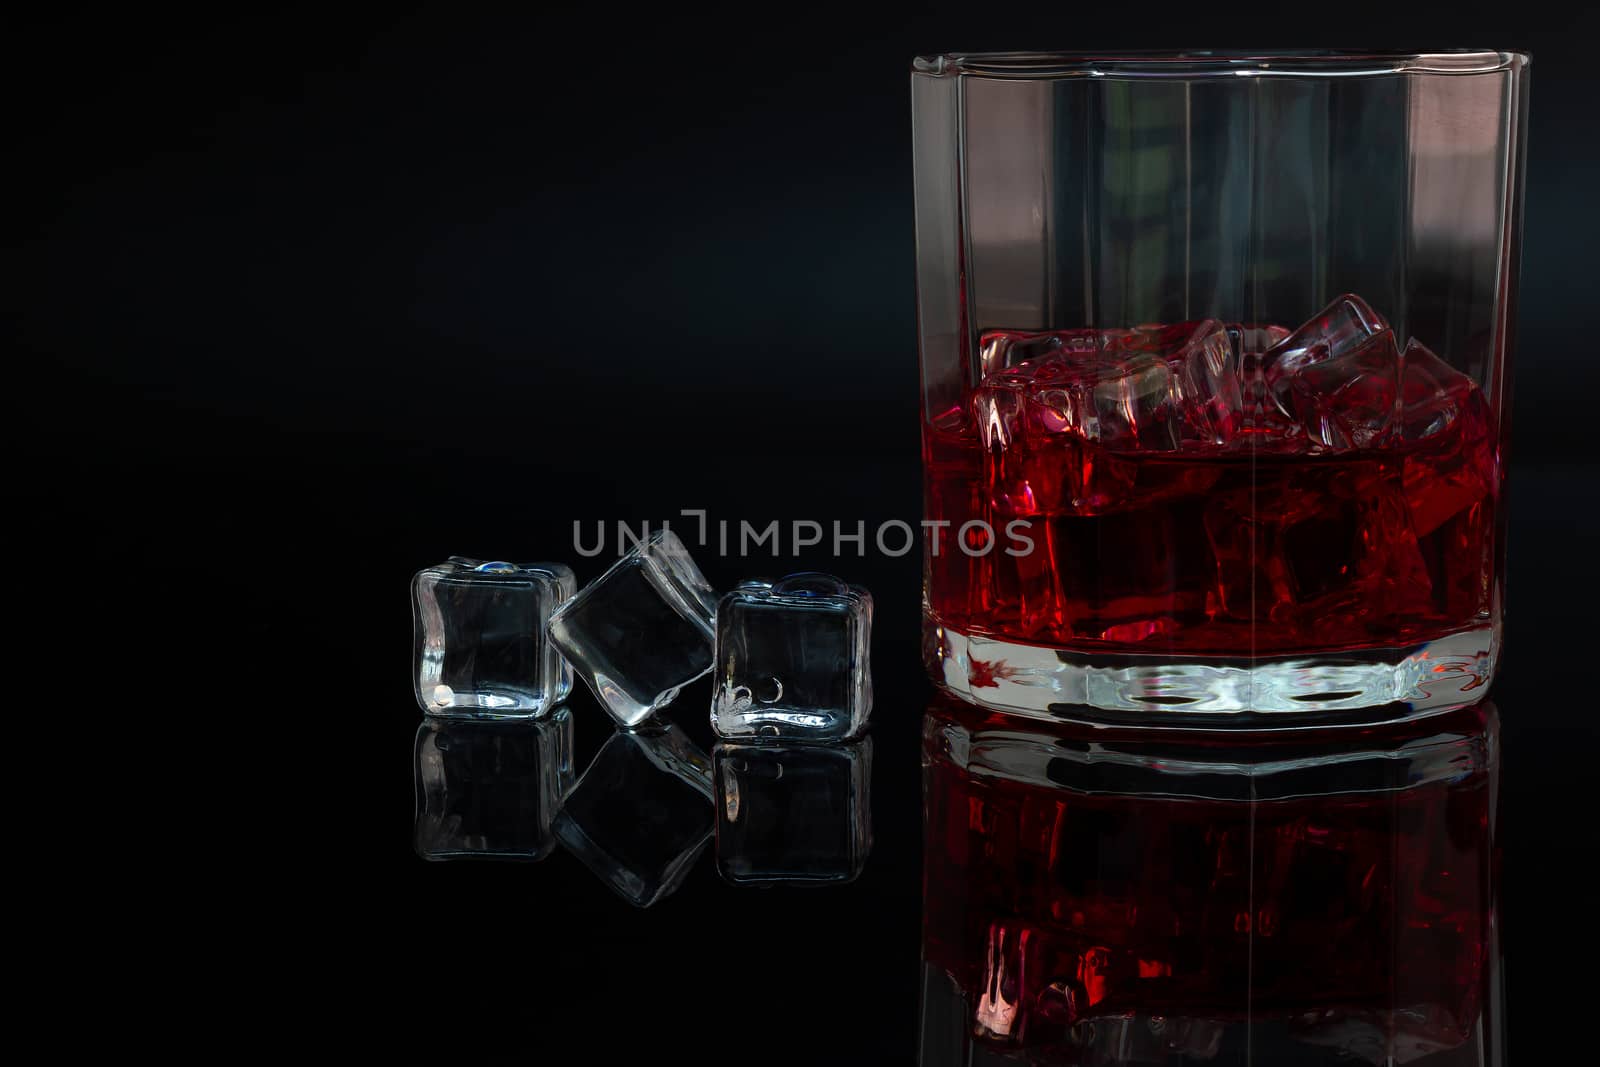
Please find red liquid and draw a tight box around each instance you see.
[923,315,1497,657]
[922,701,1497,1059]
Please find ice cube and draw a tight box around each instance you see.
[1281,329,1402,449]
[548,529,718,728]
[1399,339,1495,448]
[411,558,576,718]
[1204,464,1431,638]
[1261,293,1390,418]
[413,709,574,862]
[1121,319,1244,446]
[1398,339,1498,541]
[1228,323,1292,357]
[714,739,872,885]
[978,321,1258,454]
[1031,350,1180,451]
[553,723,713,907]
[711,573,872,741]
[979,327,1099,378]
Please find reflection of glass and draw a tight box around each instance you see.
[714,740,873,885]
[914,51,1528,723]
[413,709,574,861]
[553,724,713,908]
[921,696,1501,1064]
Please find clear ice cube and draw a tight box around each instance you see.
[1281,329,1402,449]
[1399,338,1493,446]
[413,709,574,862]
[1398,338,1498,540]
[978,320,1244,453]
[411,558,575,718]
[553,723,713,907]
[711,573,873,741]
[713,739,872,885]
[1261,293,1390,418]
[1029,349,1180,451]
[548,529,718,728]
[1203,465,1430,631]
[979,327,1099,378]
[1117,319,1243,446]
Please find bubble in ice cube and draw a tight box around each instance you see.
[548,529,718,728]
[411,558,576,719]
[713,738,872,885]
[1281,328,1402,450]
[553,723,712,907]
[1261,293,1390,418]
[711,572,872,741]
[413,709,574,862]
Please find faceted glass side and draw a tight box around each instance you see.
[411,558,575,718]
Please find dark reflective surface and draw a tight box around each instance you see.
[407,686,1508,1064]
[921,698,1502,1066]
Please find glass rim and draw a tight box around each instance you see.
[912,49,1530,80]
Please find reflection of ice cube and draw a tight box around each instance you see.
[554,724,713,907]
[1262,294,1390,417]
[548,530,717,727]
[713,739,871,885]
[413,710,575,862]
[1282,329,1402,449]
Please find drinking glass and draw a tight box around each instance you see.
[913,51,1529,724]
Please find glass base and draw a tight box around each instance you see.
[925,613,1496,728]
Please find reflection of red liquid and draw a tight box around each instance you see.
[922,701,1498,1059]
[923,316,1497,656]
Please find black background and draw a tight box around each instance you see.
[15,5,1600,1061]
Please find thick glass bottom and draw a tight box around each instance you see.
[925,612,1495,727]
